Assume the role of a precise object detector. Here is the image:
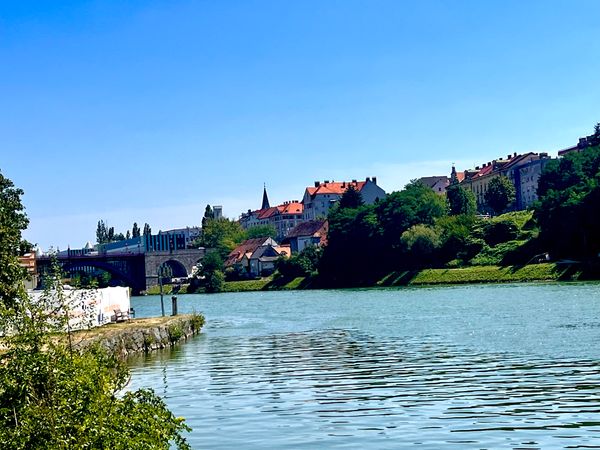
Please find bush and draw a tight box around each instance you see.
[190,312,205,332]
[400,224,442,267]
[204,270,224,293]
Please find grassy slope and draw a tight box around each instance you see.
[139,263,589,296]
[377,263,580,287]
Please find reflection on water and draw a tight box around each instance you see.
[128,284,600,449]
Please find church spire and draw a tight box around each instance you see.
[261,183,270,210]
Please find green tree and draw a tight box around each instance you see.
[446,183,477,216]
[200,252,224,293]
[338,185,364,210]
[0,174,191,449]
[535,145,600,258]
[143,223,152,236]
[484,176,516,215]
[96,220,108,245]
[246,225,276,240]
[107,227,115,242]
[0,171,29,308]
[400,224,442,267]
[376,181,447,249]
[126,230,131,240]
[200,218,246,260]
[202,205,214,228]
[132,222,141,238]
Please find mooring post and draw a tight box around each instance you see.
[171,295,178,316]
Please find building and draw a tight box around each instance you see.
[458,152,552,212]
[18,252,38,290]
[418,176,449,195]
[248,243,291,277]
[239,187,305,240]
[224,237,277,270]
[514,157,552,209]
[302,177,386,220]
[224,237,289,277]
[283,220,328,254]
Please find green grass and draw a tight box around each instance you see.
[222,277,274,292]
[397,263,578,286]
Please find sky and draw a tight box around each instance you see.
[2,0,599,250]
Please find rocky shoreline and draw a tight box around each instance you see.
[74,314,205,358]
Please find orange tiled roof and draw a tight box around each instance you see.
[306,181,367,198]
[279,202,303,214]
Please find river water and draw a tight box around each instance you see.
[129,283,600,449]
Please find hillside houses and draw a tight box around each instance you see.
[302,177,386,220]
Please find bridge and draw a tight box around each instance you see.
[36,248,206,294]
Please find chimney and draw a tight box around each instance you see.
[352,179,357,183]
[324,180,329,184]
[507,154,511,159]
[475,166,480,170]
[366,177,371,182]
[314,181,320,187]
[372,176,377,185]
[514,152,517,157]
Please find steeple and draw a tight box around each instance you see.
[261,183,270,210]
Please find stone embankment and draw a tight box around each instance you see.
[74,314,205,358]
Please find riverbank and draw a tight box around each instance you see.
[139,262,598,296]
[73,313,205,357]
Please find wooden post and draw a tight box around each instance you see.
[171,295,178,316]
[159,275,165,317]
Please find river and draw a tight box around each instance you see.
[128,283,600,449]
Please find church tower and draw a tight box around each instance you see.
[261,184,270,210]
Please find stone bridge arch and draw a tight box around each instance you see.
[60,260,139,290]
[144,248,206,287]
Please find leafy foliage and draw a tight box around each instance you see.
[484,176,516,215]
[535,145,600,258]
[199,251,225,293]
[338,185,364,209]
[200,218,246,260]
[276,245,322,278]
[246,224,277,240]
[446,183,477,216]
[0,172,191,449]
[0,171,29,308]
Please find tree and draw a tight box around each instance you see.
[0,171,29,308]
[400,224,442,267]
[202,205,214,228]
[126,230,131,240]
[200,218,246,260]
[446,183,477,216]
[376,181,448,249]
[107,227,115,242]
[143,223,152,236]
[246,225,276,240]
[132,222,141,238]
[96,220,108,245]
[0,173,191,449]
[484,176,516,215]
[535,145,600,258]
[591,122,600,146]
[338,185,364,210]
[200,252,224,293]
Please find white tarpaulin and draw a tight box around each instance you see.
[28,286,130,330]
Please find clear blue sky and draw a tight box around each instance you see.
[2,0,599,250]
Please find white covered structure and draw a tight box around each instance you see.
[29,286,130,331]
